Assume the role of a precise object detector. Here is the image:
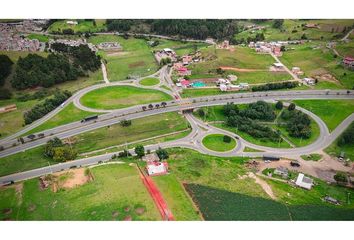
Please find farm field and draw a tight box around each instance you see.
[293,99,354,131]
[202,134,236,152]
[80,85,172,110]
[0,112,190,177]
[139,77,160,86]
[335,41,354,57]
[279,43,354,89]
[153,174,201,220]
[88,35,158,81]
[0,164,161,220]
[47,19,106,33]
[188,46,291,84]
[150,38,208,55]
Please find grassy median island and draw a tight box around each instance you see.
[139,77,160,86]
[0,164,161,220]
[294,99,354,132]
[80,85,172,110]
[0,112,189,177]
[202,134,236,152]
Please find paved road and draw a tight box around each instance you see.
[1,90,353,158]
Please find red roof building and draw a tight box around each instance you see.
[146,161,168,176]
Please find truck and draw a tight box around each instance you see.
[81,115,98,123]
[263,155,280,161]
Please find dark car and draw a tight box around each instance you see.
[290,161,300,167]
[2,180,14,186]
[234,135,240,140]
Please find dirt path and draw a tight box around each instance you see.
[240,172,277,200]
[219,66,264,72]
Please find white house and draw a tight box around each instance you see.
[295,173,314,190]
[303,77,315,85]
[146,161,168,176]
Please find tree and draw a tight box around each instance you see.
[275,101,283,110]
[0,55,14,86]
[223,135,232,143]
[334,172,347,183]
[148,104,154,110]
[288,103,296,111]
[134,145,145,158]
[44,137,64,158]
[0,88,12,100]
[161,102,167,108]
[273,19,284,29]
[156,147,169,160]
[280,45,286,52]
[142,106,147,111]
[120,119,132,127]
[301,33,307,40]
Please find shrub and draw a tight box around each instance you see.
[334,172,347,183]
[223,135,232,143]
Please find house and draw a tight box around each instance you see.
[180,79,191,88]
[305,23,318,28]
[274,166,289,178]
[163,48,173,53]
[216,78,230,86]
[177,67,191,76]
[239,83,249,89]
[205,38,215,44]
[146,161,168,176]
[324,196,340,205]
[303,77,316,85]
[342,56,354,69]
[66,20,78,25]
[176,82,182,87]
[182,55,193,65]
[292,67,301,74]
[219,84,228,91]
[142,153,160,162]
[295,173,314,190]
[273,62,284,69]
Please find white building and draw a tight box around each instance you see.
[295,173,314,190]
[66,20,78,25]
[146,161,168,176]
[303,77,316,85]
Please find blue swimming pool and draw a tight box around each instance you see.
[191,81,206,88]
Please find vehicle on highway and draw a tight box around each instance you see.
[234,135,239,139]
[81,115,98,123]
[1,180,14,186]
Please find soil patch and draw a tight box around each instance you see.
[112,211,119,218]
[51,168,93,191]
[239,172,277,200]
[135,207,145,215]
[129,61,145,68]
[2,208,12,215]
[123,215,132,221]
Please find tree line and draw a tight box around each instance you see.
[44,137,77,162]
[252,81,298,92]
[24,90,72,125]
[0,55,14,99]
[11,44,100,90]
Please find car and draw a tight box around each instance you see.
[2,180,14,186]
[234,135,239,140]
[290,161,300,167]
[264,160,271,163]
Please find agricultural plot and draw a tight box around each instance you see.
[280,44,354,89]
[80,85,172,110]
[0,164,161,220]
[335,41,354,57]
[88,35,158,81]
[0,112,190,177]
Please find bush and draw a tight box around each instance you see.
[197,108,205,117]
[275,101,283,110]
[334,172,347,183]
[120,119,132,127]
[223,135,232,143]
[288,103,296,111]
[252,81,298,92]
[0,88,12,100]
[134,145,145,158]
[156,147,169,160]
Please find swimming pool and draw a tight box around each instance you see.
[191,81,206,88]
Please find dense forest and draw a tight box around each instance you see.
[106,19,240,40]
[11,45,100,90]
[0,55,13,86]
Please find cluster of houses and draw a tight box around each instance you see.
[269,166,314,190]
[142,153,169,176]
[342,56,354,70]
[249,40,307,57]
[155,48,177,64]
[0,24,44,51]
[49,39,97,52]
[97,42,122,51]
[217,77,249,92]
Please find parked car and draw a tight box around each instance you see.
[290,161,300,167]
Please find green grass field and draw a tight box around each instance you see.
[0,112,189,177]
[26,33,49,42]
[294,99,354,131]
[154,174,201,220]
[89,35,158,81]
[26,103,100,135]
[150,38,208,56]
[139,77,160,86]
[48,19,106,33]
[280,44,354,89]
[0,164,161,220]
[80,85,172,110]
[335,41,354,57]
[202,134,236,152]
[301,154,323,161]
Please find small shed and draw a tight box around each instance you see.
[274,166,289,178]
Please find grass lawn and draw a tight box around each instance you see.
[153,174,201,220]
[89,35,158,81]
[47,19,106,33]
[26,103,100,135]
[80,85,172,110]
[202,134,236,152]
[0,164,161,220]
[139,77,160,86]
[293,99,354,131]
[233,71,292,84]
[280,44,354,89]
[26,33,49,42]
[0,112,189,177]
[325,122,354,161]
[301,154,323,161]
[150,38,208,56]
